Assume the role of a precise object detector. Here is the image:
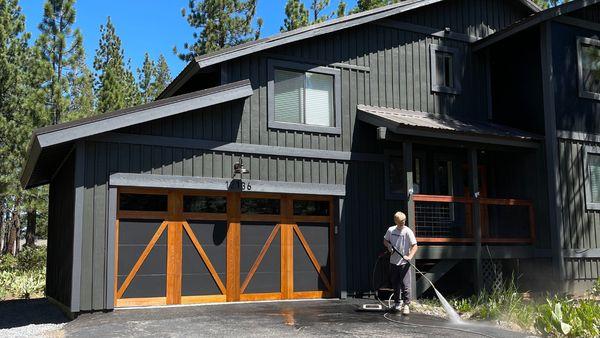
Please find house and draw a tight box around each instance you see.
[20,0,600,315]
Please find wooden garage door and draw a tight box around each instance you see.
[114,189,334,307]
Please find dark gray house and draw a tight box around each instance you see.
[20,0,600,315]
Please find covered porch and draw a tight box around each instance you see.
[357,105,547,293]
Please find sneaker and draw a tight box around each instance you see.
[402,304,410,315]
[393,302,402,311]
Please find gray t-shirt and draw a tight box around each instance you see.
[384,225,417,266]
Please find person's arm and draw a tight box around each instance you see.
[405,243,418,260]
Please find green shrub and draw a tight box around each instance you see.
[0,247,47,300]
[591,278,600,297]
[534,296,600,337]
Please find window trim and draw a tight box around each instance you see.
[429,44,462,95]
[267,59,342,134]
[384,149,406,200]
[577,36,600,101]
[583,145,600,210]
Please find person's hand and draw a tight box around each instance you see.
[403,255,411,261]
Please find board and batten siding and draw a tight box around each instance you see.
[46,151,75,308]
[77,139,398,310]
[75,0,538,310]
[557,138,600,289]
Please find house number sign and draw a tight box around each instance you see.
[226,179,252,191]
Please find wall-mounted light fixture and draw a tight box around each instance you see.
[232,157,250,178]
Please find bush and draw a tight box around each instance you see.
[0,246,47,300]
[535,297,600,337]
[591,278,600,297]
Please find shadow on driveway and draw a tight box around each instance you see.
[0,298,69,329]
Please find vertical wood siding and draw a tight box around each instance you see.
[558,139,600,283]
[46,152,75,307]
[77,0,537,309]
[568,2,600,23]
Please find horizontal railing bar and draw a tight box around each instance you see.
[413,194,532,206]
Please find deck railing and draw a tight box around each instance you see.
[412,194,535,244]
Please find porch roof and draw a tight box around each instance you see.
[356,105,543,148]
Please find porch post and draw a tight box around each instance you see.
[403,141,417,299]
[469,148,483,292]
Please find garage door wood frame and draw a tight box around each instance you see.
[114,188,335,307]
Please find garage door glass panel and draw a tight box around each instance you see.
[293,200,329,216]
[183,196,227,213]
[181,221,227,296]
[241,198,281,215]
[240,222,281,294]
[293,223,330,292]
[119,193,167,211]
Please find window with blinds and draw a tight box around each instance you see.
[588,154,600,203]
[273,69,334,127]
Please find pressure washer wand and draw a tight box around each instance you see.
[384,239,439,293]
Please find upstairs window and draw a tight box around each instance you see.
[577,37,600,100]
[268,59,341,134]
[430,44,461,95]
[584,146,600,210]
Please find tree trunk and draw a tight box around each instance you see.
[26,210,36,247]
[6,224,16,256]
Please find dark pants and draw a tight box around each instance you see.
[390,263,411,305]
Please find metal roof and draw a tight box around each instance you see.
[21,79,253,189]
[356,105,542,147]
[160,0,540,99]
[474,0,600,51]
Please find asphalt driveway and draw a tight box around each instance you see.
[1,298,529,337]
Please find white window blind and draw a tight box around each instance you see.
[305,72,334,126]
[589,154,600,203]
[274,69,303,124]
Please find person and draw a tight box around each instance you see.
[383,211,418,315]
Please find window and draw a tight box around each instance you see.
[293,200,330,216]
[584,146,600,210]
[119,193,168,212]
[577,37,600,100]
[183,196,227,213]
[241,198,281,215]
[268,59,341,134]
[430,44,461,95]
[384,150,405,200]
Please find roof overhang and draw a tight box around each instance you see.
[21,79,253,189]
[160,0,540,99]
[474,0,600,51]
[356,105,542,148]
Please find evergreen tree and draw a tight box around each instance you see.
[94,17,140,113]
[351,0,400,13]
[176,0,263,61]
[66,56,94,121]
[137,53,171,104]
[281,0,309,32]
[36,0,87,125]
[533,0,570,9]
[310,0,331,24]
[153,54,171,98]
[0,0,51,253]
[336,1,347,17]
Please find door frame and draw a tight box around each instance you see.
[113,187,335,307]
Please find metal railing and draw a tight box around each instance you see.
[412,194,535,244]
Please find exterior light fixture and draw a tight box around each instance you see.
[232,157,250,178]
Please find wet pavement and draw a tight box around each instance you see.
[57,298,529,337]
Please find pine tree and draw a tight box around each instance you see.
[533,0,570,9]
[94,17,140,113]
[0,0,51,253]
[153,54,171,98]
[36,0,87,125]
[176,0,263,61]
[336,1,347,17]
[137,53,171,104]
[281,0,309,32]
[351,0,400,13]
[310,0,331,24]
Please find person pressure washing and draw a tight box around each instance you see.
[383,211,418,315]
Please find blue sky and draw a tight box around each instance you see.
[20,0,358,78]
